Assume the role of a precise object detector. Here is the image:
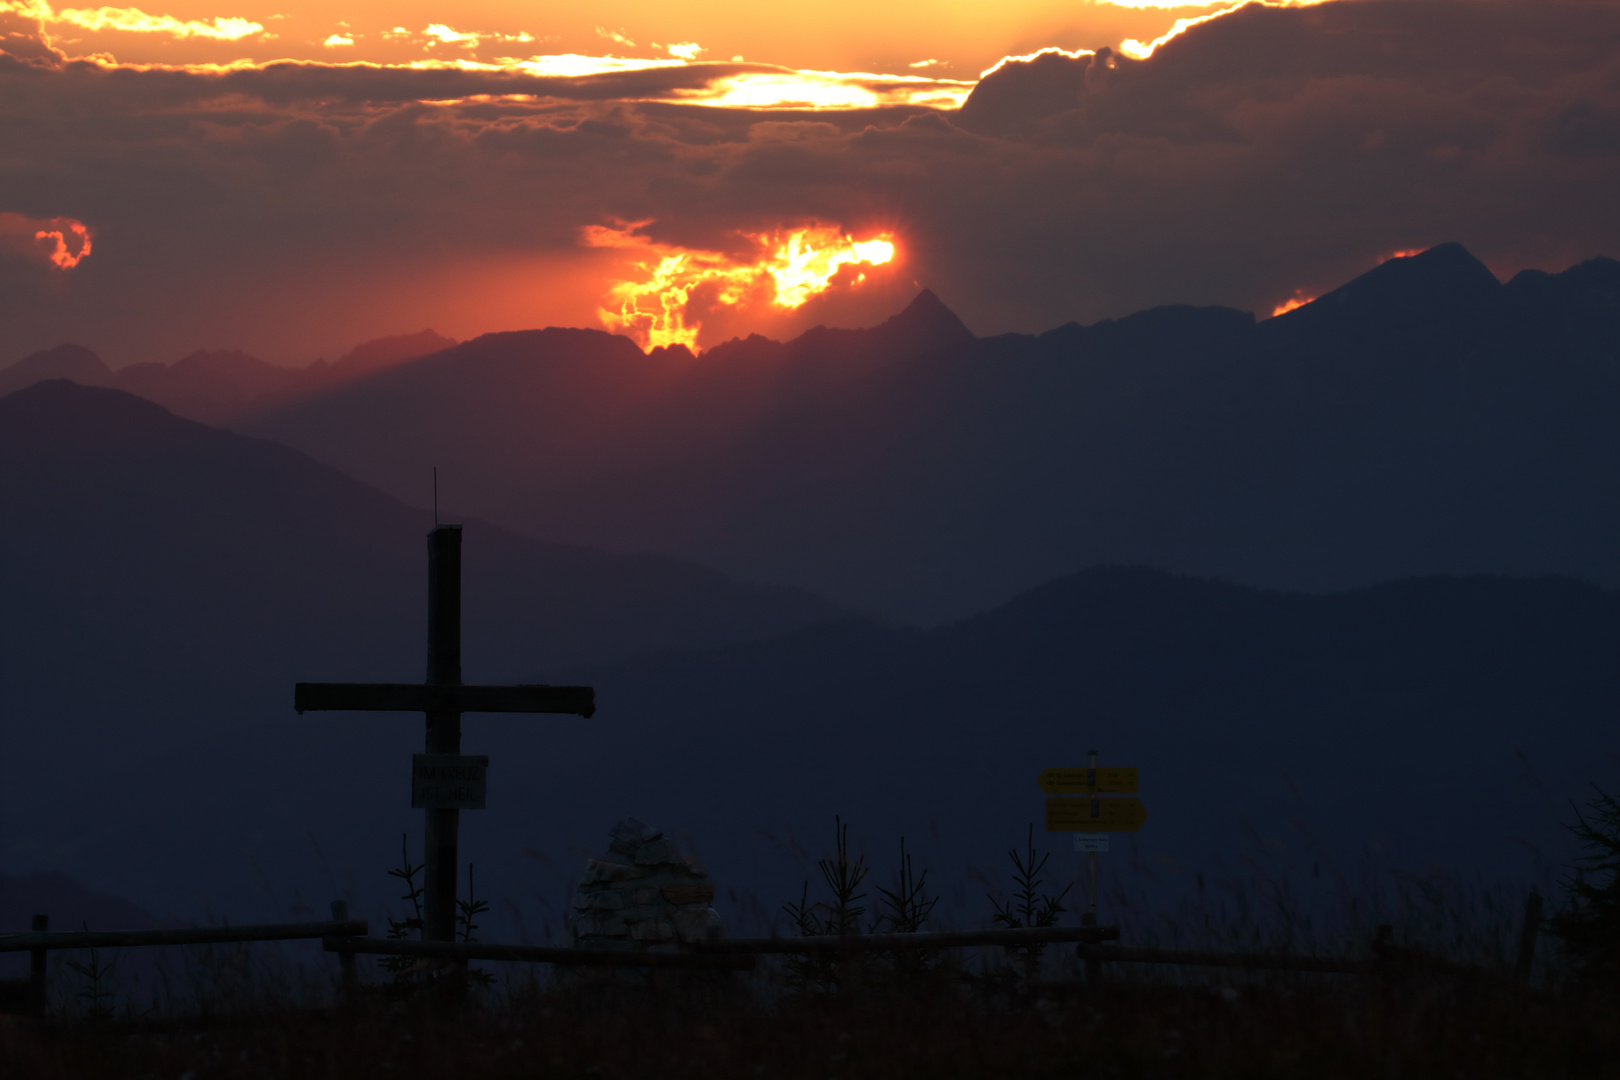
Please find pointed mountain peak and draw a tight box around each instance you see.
[871,288,976,349]
[332,329,457,378]
[1321,243,1500,311]
[0,343,112,398]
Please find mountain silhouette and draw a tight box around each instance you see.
[240,246,1620,622]
[553,565,1619,919]
[0,342,111,397]
[0,329,456,427]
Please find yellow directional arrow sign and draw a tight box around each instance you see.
[1037,767,1138,795]
[1045,797,1148,833]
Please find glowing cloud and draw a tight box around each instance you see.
[980,46,1096,80]
[1270,293,1313,317]
[48,3,263,40]
[322,33,351,47]
[595,26,634,47]
[0,212,93,269]
[1118,0,1332,59]
[423,23,477,46]
[664,41,702,60]
[504,52,685,77]
[674,68,972,110]
[583,221,898,351]
[417,22,532,50]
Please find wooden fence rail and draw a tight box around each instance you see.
[1,910,368,1018]
[695,925,1121,954]
[323,937,754,970]
[320,924,1123,970]
[0,919,369,954]
[1076,944,1365,974]
[8,888,1543,1018]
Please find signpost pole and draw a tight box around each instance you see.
[28,914,47,1016]
[1084,748,1099,929]
[424,525,463,944]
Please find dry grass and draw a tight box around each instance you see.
[3,967,1617,1080]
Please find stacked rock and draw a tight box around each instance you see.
[567,818,724,951]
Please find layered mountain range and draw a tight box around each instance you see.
[1,244,1616,929]
[235,244,1619,622]
[7,244,1616,623]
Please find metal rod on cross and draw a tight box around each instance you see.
[294,525,595,943]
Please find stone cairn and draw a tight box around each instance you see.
[567,818,724,951]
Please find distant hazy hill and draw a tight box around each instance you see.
[0,329,455,426]
[245,247,1620,623]
[0,380,845,914]
[542,565,1619,929]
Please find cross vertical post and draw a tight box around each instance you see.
[425,525,462,943]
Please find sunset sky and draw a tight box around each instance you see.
[3,0,1618,363]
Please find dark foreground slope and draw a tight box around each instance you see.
[243,246,1620,623]
[0,381,843,915]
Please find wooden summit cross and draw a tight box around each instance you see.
[294,525,595,942]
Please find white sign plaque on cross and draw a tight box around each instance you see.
[412,754,489,810]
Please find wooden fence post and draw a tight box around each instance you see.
[28,914,47,1017]
[1513,889,1543,990]
[331,901,359,1003]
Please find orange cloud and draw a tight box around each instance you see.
[583,221,898,351]
[1117,0,1330,59]
[1270,292,1313,317]
[45,2,263,40]
[0,212,93,269]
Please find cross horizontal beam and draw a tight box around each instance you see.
[294,683,595,718]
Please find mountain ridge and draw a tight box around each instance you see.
[0,329,456,425]
[232,246,1620,622]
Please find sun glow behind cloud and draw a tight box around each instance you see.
[676,67,971,109]
[1269,246,1431,316]
[1270,293,1312,317]
[583,221,898,351]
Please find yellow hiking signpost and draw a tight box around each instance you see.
[1044,796,1148,832]
[1036,767,1138,795]
[1040,750,1145,927]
